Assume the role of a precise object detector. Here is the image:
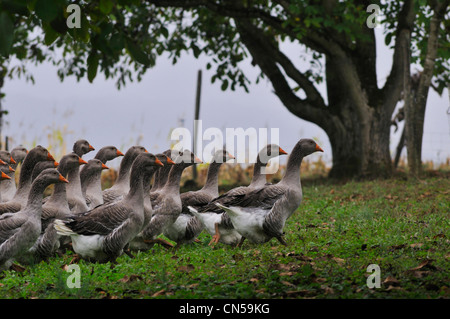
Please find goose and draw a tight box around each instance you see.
[31,154,87,260]
[72,139,95,158]
[54,153,163,263]
[80,159,109,209]
[80,145,124,207]
[0,147,28,203]
[92,145,124,164]
[10,146,28,170]
[65,155,89,214]
[150,149,176,193]
[0,145,55,215]
[0,153,15,203]
[0,169,68,272]
[205,138,323,246]
[142,153,175,228]
[163,149,235,245]
[31,160,59,182]
[188,144,287,246]
[102,146,148,205]
[130,150,202,250]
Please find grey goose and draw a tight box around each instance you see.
[0,169,68,272]
[188,144,287,246]
[54,153,163,263]
[102,146,148,205]
[208,138,323,246]
[80,145,124,208]
[81,159,109,209]
[72,139,95,158]
[0,145,55,215]
[1,146,28,203]
[163,149,235,245]
[130,150,202,250]
[31,154,88,260]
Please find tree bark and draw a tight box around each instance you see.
[404,1,448,176]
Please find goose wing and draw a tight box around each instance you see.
[64,203,130,236]
[0,214,28,245]
[225,184,287,210]
[180,191,215,213]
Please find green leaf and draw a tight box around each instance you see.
[34,0,60,22]
[385,32,393,46]
[125,38,150,66]
[0,11,14,56]
[99,0,114,15]
[43,23,59,45]
[87,53,99,82]
[221,79,229,91]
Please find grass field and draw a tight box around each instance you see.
[0,171,448,300]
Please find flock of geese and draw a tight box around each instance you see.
[0,138,323,271]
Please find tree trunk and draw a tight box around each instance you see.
[404,1,448,176]
[327,107,392,179]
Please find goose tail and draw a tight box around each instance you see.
[54,219,76,236]
[187,206,202,220]
[215,203,241,217]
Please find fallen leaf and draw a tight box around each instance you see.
[383,276,400,286]
[187,283,199,289]
[409,259,433,271]
[410,243,423,249]
[119,274,143,283]
[409,270,430,278]
[249,278,259,283]
[332,257,345,265]
[280,272,294,276]
[151,289,166,297]
[321,285,335,294]
[177,264,195,273]
[281,281,296,288]
[386,285,404,292]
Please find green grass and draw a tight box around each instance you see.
[0,175,449,299]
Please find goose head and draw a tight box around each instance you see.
[73,139,95,157]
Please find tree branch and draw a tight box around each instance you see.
[235,19,330,129]
[381,0,415,114]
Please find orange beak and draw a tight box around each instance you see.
[227,153,236,160]
[315,144,324,152]
[10,157,16,165]
[144,149,149,153]
[166,156,176,165]
[101,163,109,170]
[59,174,69,183]
[0,159,6,165]
[279,147,288,155]
[155,158,164,167]
[79,158,88,165]
[89,144,95,151]
[194,156,203,164]
[54,161,59,167]
[117,150,124,156]
[47,153,55,161]
[1,171,11,180]
[8,166,15,173]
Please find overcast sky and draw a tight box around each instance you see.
[2,28,449,169]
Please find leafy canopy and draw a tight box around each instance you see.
[0,0,448,93]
